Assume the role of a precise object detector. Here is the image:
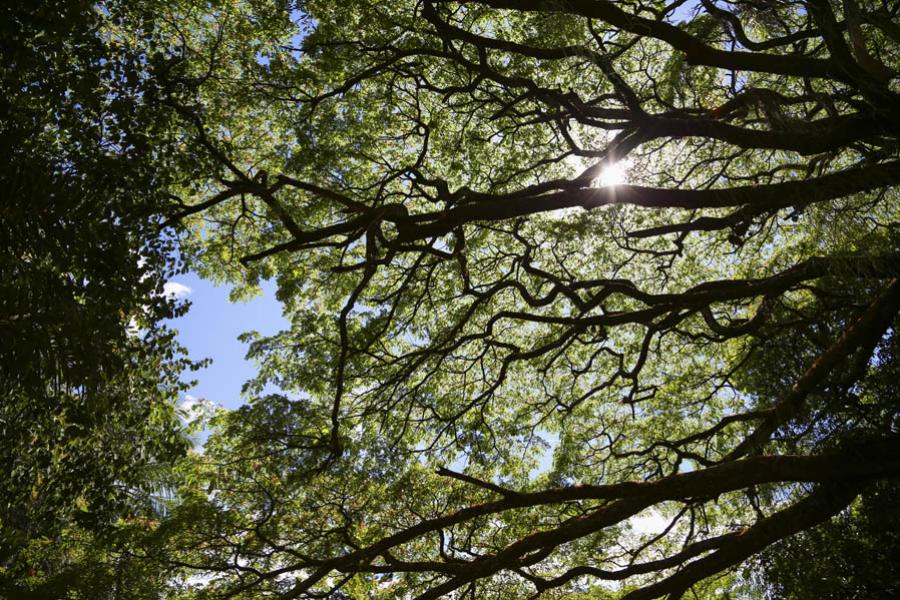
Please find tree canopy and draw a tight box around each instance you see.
[5,0,900,598]
[1,1,199,594]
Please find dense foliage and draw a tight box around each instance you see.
[4,0,900,598]
[755,481,900,599]
[0,1,198,594]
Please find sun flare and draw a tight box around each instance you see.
[597,159,631,187]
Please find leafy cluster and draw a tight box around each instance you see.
[0,1,201,594]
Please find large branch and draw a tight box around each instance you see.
[425,1,881,155]
[622,483,861,600]
[280,437,900,598]
[454,0,842,78]
[726,278,900,460]
[392,160,900,241]
[407,439,900,599]
[637,112,882,156]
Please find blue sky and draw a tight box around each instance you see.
[165,273,287,411]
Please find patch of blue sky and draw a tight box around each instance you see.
[166,272,289,411]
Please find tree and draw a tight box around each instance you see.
[165,0,900,597]
[14,0,900,598]
[150,0,900,597]
[0,1,200,594]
